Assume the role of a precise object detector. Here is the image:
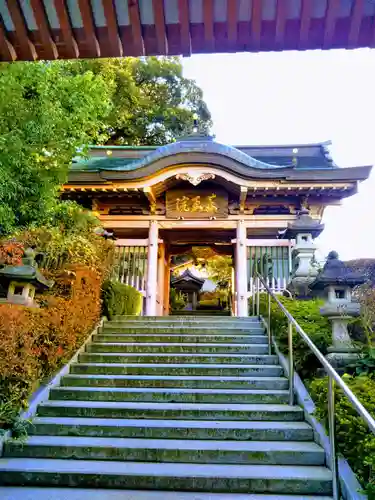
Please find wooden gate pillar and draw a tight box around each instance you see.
[235,220,249,317]
[157,242,165,316]
[146,220,158,316]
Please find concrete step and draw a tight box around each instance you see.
[101,326,265,334]
[0,459,333,494]
[93,334,268,344]
[111,316,260,322]
[86,343,270,355]
[49,387,290,404]
[172,310,232,316]
[36,401,304,421]
[5,436,325,466]
[60,374,289,390]
[27,417,313,441]
[70,362,284,377]
[78,353,279,365]
[0,488,335,500]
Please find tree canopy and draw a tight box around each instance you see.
[69,57,212,145]
[0,57,212,234]
[0,61,112,234]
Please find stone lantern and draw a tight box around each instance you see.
[310,251,366,370]
[0,248,53,307]
[283,208,324,298]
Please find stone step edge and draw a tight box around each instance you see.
[0,490,333,500]
[0,458,333,481]
[6,436,324,454]
[71,362,283,368]
[37,401,302,411]
[88,343,269,348]
[28,416,312,430]
[52,387,290,395]
[94,334,268,338]
[61,375,287,381]
[79,354,278,359]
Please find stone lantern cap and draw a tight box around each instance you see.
[0,248,53,290]
[310,251,366,290]
[282,208,325,239]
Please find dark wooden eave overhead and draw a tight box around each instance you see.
[1,0,375,62]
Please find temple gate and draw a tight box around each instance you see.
[64,134,370,316]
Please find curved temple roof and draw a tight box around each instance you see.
[104,137,294,172]
[69,136,372,185]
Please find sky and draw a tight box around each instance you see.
[182,49,375,261]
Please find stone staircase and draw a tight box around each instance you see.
[0,316,333,498]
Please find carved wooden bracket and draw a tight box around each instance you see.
[175,173,215,186]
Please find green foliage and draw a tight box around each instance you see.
[350,348,375,376]
[0,61,112,234]
[12,224,113,273]
[0,58,211,235]
[170,289,187,311]
[44,201,101,235]
[309,375,375,497]
[71,57,212,145]
[256,295,332,380]
[204,255,232,289]
[102,280,143,319]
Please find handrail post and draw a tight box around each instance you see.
[328,376,340,500]
[256,276,260,317]
[267,291,271,355]
[252,277,255,316]
[288,320,294,406]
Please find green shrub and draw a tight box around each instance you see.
[170,289,187,311]
[102,281,142,319]
[254,295,332,380]
[199,299,220,307]
[309,375,375,498]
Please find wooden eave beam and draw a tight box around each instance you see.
[251,0,262,50]
[0,21,16,60]
[6,0,37,60]
[203,0,215,51]
[299,0,312,48]
[239,186,248,214]
[178,0,191,55]
[128,0,144,56]
[30,0,58,59]
[143,187,157,213]
[152,0,167,54]
[227,0,238,46]
[53,0,79,58]
[275,0,287,47]
[102,0,123,56]
[143,188,155,202]
[323,0,340,48]
[348,0,364,48]
[77,0,100,57]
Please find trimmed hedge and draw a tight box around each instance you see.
[310,375,375,498]
[102,280,143,319]
[0,266,102,429]
[256,295,332,380]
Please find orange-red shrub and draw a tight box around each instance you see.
[0,240,25,266]
[0,265,102,426]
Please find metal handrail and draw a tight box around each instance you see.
[254,272,375,500]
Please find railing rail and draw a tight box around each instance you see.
[254,272,375,500]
